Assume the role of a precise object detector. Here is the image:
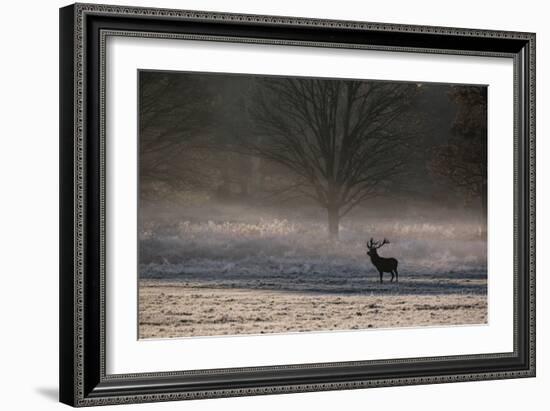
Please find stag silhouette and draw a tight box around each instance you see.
[366,238,399,283]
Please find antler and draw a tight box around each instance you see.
[366,238,390,249]
[366,238,375,249]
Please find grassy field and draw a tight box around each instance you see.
[139,274,487,338]
[138,208,487,339]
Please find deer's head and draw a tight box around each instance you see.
[366,237,390,257]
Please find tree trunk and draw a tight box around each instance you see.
[327,208,340,240]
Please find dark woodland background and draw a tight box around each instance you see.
[139,70,487,241]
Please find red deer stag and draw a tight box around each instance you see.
[366,238,399,283]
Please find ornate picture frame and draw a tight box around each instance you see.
[59,3,535,407]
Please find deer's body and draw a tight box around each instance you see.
[366,238,399,283]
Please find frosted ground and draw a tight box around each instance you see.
[138,204,487,338]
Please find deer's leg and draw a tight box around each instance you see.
[394,269,399,283]
[379,271,383,283]
[390,271,394,282]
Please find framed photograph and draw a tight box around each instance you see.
[59,3,535,407]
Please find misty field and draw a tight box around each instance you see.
[138,204,487,339]
[138,72,488,339]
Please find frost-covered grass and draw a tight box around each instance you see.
[139,210,487,280]
[139,281,487,338]
[138,204,487,338]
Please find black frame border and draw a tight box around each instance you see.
[60,3,535,407]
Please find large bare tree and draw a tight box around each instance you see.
[246,78,421,239]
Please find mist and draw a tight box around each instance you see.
[137,70,488,338]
